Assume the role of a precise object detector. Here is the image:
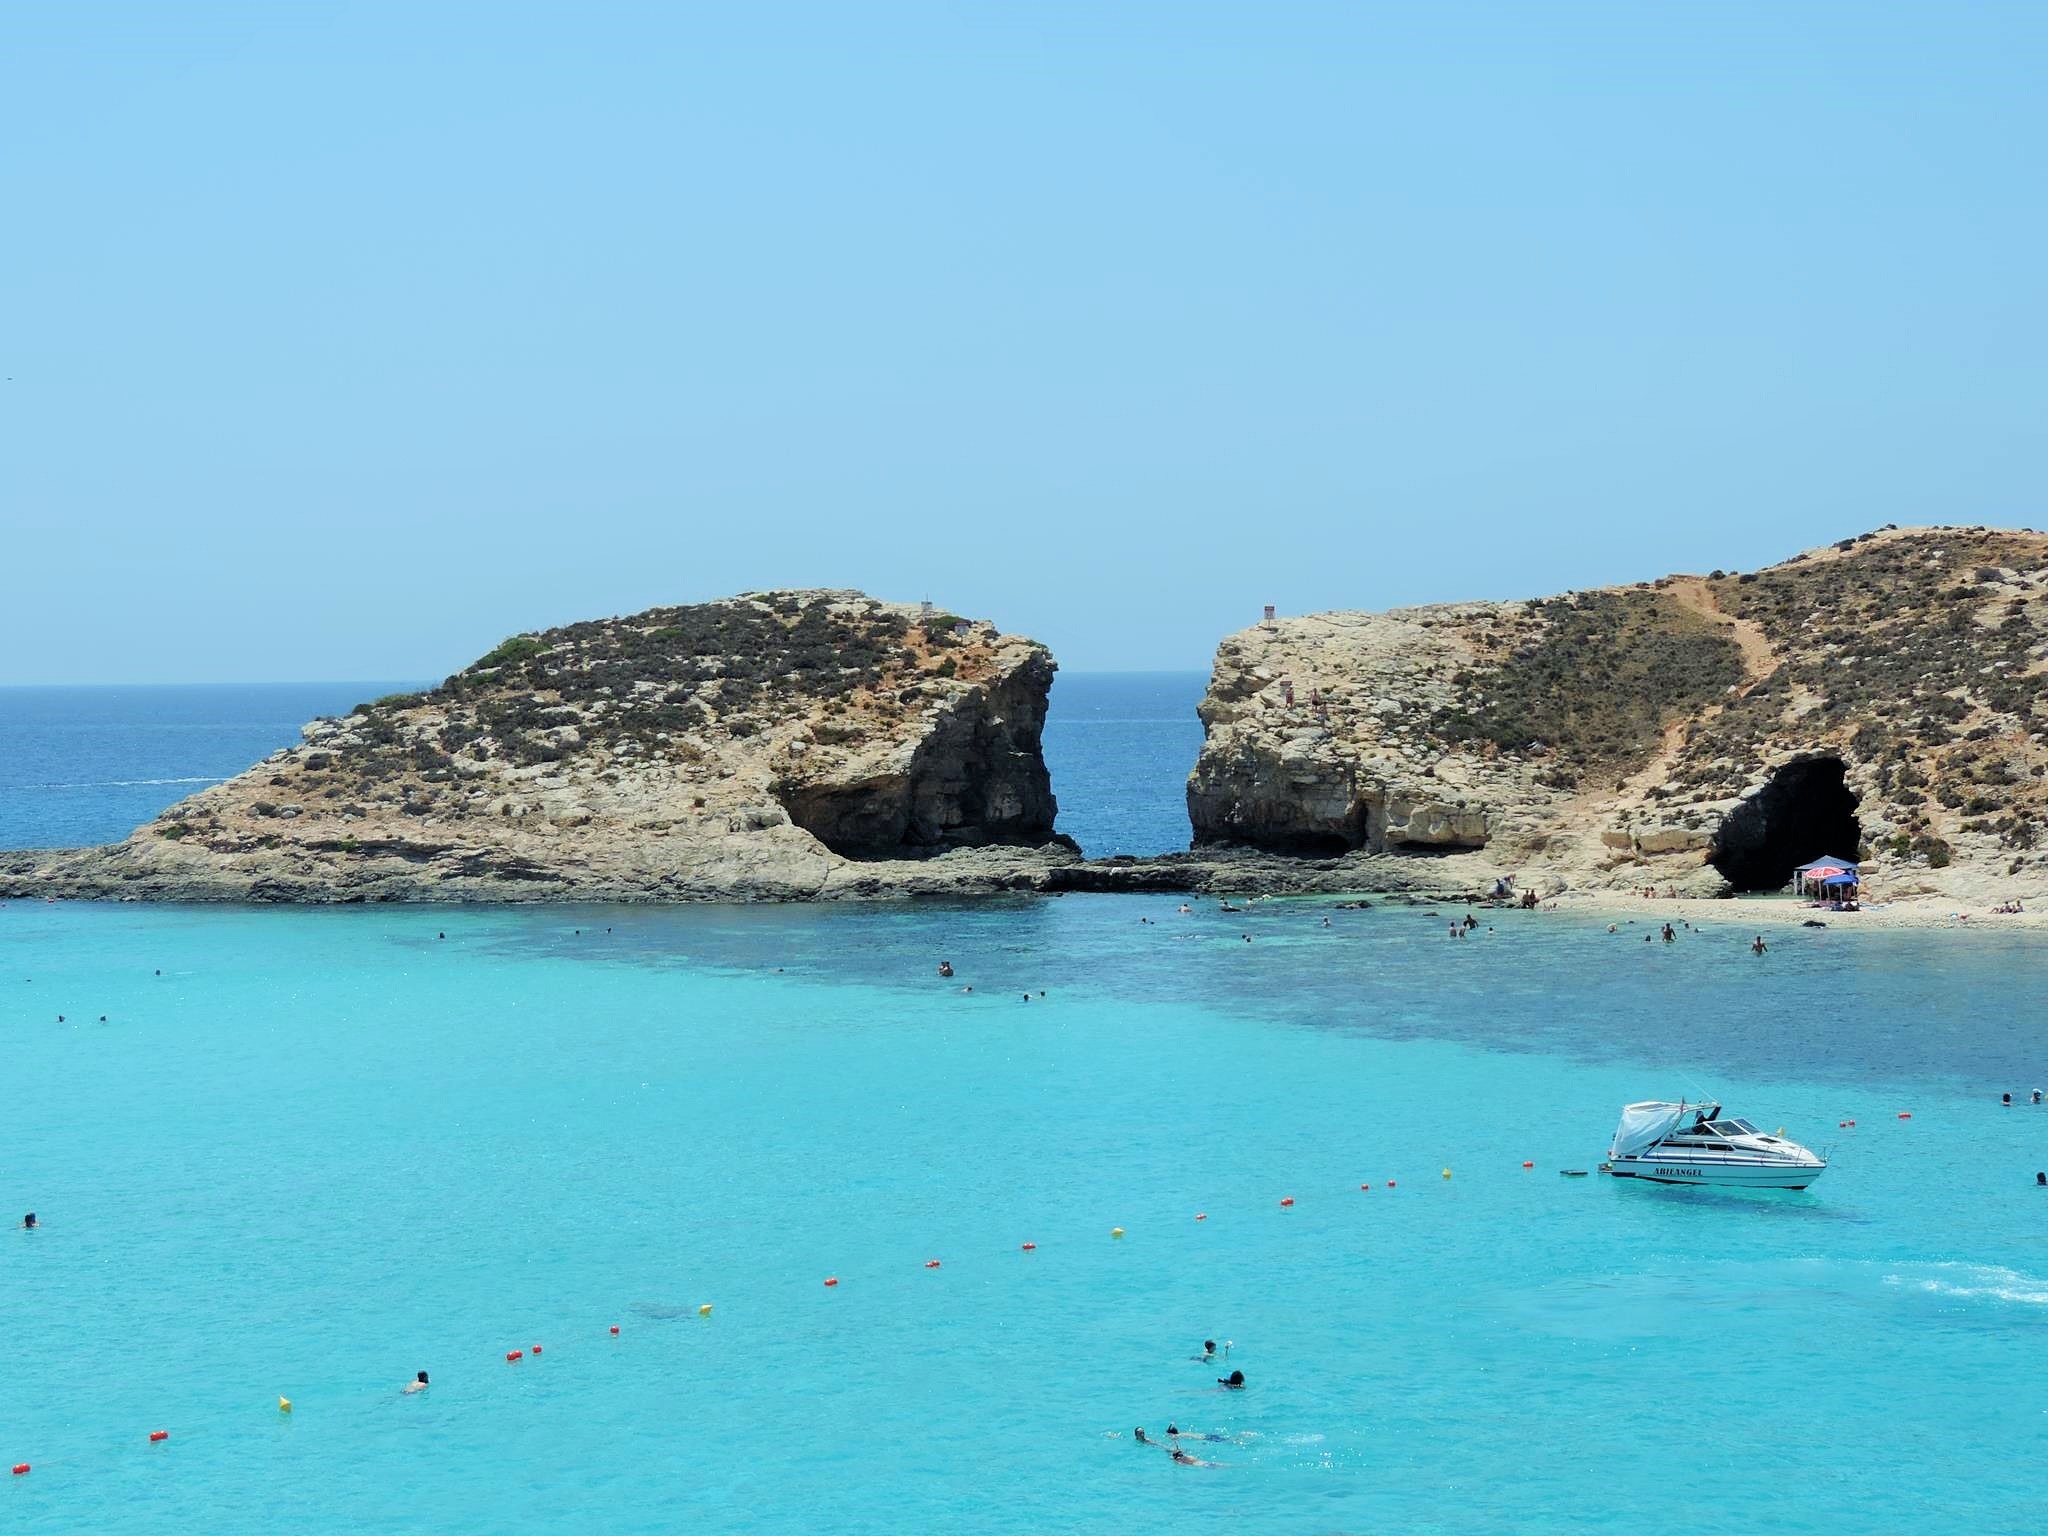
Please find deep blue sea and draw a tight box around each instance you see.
[5,678,2048,1534]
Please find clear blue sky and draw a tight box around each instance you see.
[5,1,2043,683]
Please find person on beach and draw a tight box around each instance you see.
[1751,935,1768,955]
[404,1371,429,1394]
[1218,1370,1245,1389]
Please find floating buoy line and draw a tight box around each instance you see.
[6,1128,1922,1480]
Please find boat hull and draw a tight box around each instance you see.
[1607,1157,1825,1190]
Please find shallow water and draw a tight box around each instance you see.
[6,896,2047,1533]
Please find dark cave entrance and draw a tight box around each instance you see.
[1708,755,1862,892]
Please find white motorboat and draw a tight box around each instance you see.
[1605,1100,1827,1189]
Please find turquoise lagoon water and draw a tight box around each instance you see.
[7,895,2048,1534]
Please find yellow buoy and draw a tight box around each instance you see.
[1110,1227,1125,1239]
[697,1304,713,1317]
[1441,1168,1452,1178]
[278,1397,292,1414]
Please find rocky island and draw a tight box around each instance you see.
[8,592,1082,902]
[9,526,2046,917]
[1186,525,2048,909]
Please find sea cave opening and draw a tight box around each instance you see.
[1708,755,1861,893]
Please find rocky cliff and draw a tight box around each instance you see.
[1189,526,2048,905]
[13,592,1078,902]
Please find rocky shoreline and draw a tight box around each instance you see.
[0,839,1500,906]
[11,529,2047,925]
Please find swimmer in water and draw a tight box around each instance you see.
[937,961,953,978]
[404,1371,429,1394]
[22,1213,35,1230]
[1168,1423,1228,1443]
[1203,1339,1217,1359]
[1133,1427,1153,1444]
[1218,1369,1245,1389]
[1751,934,1768,955]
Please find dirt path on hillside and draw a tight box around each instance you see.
[1663,576,1778,695]
[1565,577,1784,823]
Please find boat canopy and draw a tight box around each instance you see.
[1611,1101,1688,1159]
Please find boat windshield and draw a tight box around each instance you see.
[1708,1119,1758,1136]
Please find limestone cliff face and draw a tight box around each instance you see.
[1189,527,2048,904]
[22,592,1070,902]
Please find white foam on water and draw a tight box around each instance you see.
[1881,1261,2048,1307]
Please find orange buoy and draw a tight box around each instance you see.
[1898,1112,1912,1119]
[531,1346,542,1355]
[10,1464,26,1476]
[1020,1242,1036,1251]
[924,1259,942,1269]
[506,1350,523,1362]
[149,1431,169,1443]
[823,1277,839,1287]
[1195,1212,1207,1220]
[1279,1197,1295,1207]
[609,1325,620,1335]
[1387,1180,1397,1188]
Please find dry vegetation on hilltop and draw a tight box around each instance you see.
[1429,589,1747,781]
